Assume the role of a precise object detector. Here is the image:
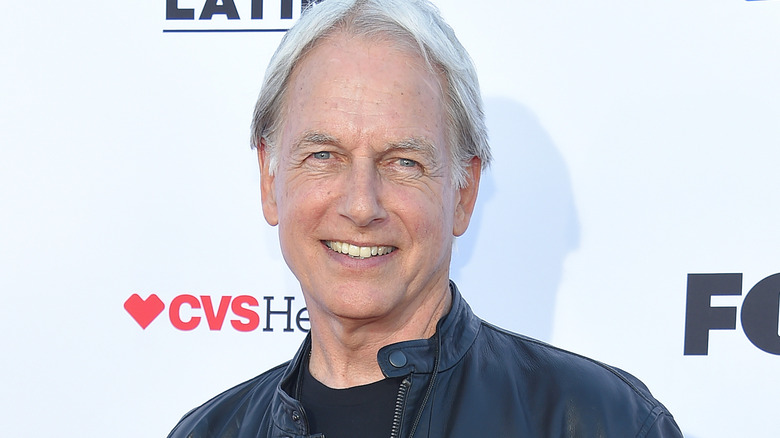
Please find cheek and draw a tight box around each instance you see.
[275,172,329,222]
[276,180,329,263]
[397,188,454,240]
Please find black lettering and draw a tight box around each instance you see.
[251,0,263,19]
[200,0,240,20]
[281,0,292,19]
[167,0,195,19]
[263,296,294,332]
[296,307,310,332]
[741,273,780,355]
[684,273,741,355]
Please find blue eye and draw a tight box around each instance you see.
[312,151,331,159]
[399,158,417,167]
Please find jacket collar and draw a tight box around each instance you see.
[377,281,480,377]
[270,281,480,435]
[270,334,312,437]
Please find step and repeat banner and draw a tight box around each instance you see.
[2,1,778,437]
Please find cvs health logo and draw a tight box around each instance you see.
[124,294,309,332]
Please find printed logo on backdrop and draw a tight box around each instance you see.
[162,0,775,32]
[684,273,780,355]
[124,294,310,332]
[164,0,322,32]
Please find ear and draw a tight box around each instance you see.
[258,138,279,226]
[453,156,482,237]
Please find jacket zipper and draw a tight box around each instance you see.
[389,377,411,438]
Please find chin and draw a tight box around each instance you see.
[310,287,401,321]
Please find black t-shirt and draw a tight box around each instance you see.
[300,364,402,437]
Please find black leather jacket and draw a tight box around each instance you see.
[169,283,682,437]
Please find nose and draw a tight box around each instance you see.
[338,160,387,227]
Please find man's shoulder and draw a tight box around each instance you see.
[167,362,288,438]
[469,320,681,436]
[477,320,649,389]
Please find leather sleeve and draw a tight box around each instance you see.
[643,410,684,438]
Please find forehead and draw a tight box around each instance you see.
[280,32,448,150]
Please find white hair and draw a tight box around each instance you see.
[250,0,490,188]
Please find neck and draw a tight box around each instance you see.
[306,284,451,389]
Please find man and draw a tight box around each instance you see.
[169,0,683,437]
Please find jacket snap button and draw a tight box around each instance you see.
[389,351,407,368]
[291,411,300,422]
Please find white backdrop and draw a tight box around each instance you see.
[2,1,779,437]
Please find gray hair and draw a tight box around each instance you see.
[250,0,490,188]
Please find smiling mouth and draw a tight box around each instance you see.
[324,241,397,259]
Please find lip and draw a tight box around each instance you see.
[321,240,398,267]
[323,240,397,257]
[323,239,391,248]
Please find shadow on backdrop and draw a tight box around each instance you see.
[451,98,580,341]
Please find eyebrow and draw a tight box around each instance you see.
[385,137,437,158]
[296,131,339,147]
[294,131,439,161]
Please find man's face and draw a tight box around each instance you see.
[259,33,480,325]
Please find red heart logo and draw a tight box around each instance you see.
[124,294,165,329]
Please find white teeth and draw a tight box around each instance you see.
[325,241,395,259]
